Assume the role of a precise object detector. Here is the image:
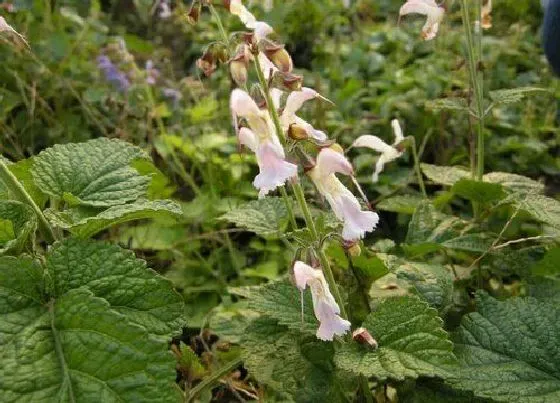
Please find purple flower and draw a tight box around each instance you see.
[162,88,182,107]
[97,55,130,92]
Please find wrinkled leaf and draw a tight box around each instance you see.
[221,197,288,237]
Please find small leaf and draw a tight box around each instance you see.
[425,98,470,112]
[221,197,288,237]
[421,164,470,186]
[32,138,151,207]
[483,172,544,194]
[334,296,456,381]
[0,200,37,255]
[406,201,439,244]
[451,179,505,204]
[449,293,560,402]
[489,87,548,105]
[377,194,425,214]
[45,199,182,238]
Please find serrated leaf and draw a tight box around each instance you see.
[8,158,48,208]
[451,179,505,204]
[247,281,317,335]
[421,164,470,186]
[483,172,544,194]
[449,293,560,402]
[334,296,455,381]
[441,233,494,253]
[0,286,180,402]
[489,87,547,105]
[406,201,438,244]
[425,98,470,112]
[45,238,184,337]
[513,193,560,229]
[377,194,425,214]
[0,201,37,255]
[45,199,182,238]
[32,138,151,207]
[221,197,288,237]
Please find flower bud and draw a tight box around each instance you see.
[352,327,378,349]
[230,51,248,86]
[275,72,303,91]
[187,2,201,24]
[287,124,308,141]
[329,143,345,154]
[264,42,293,73]
[196,50,217,77]
[348,243,361,257]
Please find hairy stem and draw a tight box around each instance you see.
[186,358,242,402]
[460,0,485,180]
[0,159,58,243]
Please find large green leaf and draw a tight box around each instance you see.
[513,194,560,229]
[483,172,544,194]
[377,194,425,214]
[489,87,548,105]
[449,293,560,402]
[451,179,505,204]
[8,158,48,208]
[45,200,182,238]
[0,255,181,402]
[0,201,37,255]
[32,138,151,207]
[221,197,288,238]
[334,296,456,381]
[45,238,185,337]
[420,164,469,186]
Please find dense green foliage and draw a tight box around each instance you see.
[0,0,559,402]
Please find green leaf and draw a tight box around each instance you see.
[45,238,185,337]
[221,197,288,238]
[513,194,560,229]
[406,201,439,244]
[377,194,425,214]
[425,98,470,112]
[0,286,180,402]
[489,87,548,105]
[440,233,494,253]
[8,158,48,208]
[334,296,456,381]
[451,179,505,204]
[0,201,37,255]
[532,247,560,276]
[421,164,470,186]
[246,281,317,335]
[45,200,182,238]
[32,138,151,207]
[483,172,544,194]
[449,293,560,402]
[0,219,15,243]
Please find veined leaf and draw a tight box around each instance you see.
[221,197,288,238]
[0,253,182,402]
[377,194,425,214]
[513,193,560,229]
[489,87,548,105]
[45,238,185,337]
[0,201,37,255]
[451,179,505,204]
[45,199,182,238]
[334,296,456,381]
[532,247,560,276]
[449,293,560,402]
[8,158,48,208]
[483,172,544,194]
[406,201,439,245]
[421,164,470,186]
[425,98,470,112]
[32,138,150,207]
[441,233,494,253]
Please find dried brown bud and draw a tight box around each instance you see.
[277,72,303,91]
[223,0,231,11]
[288,124,309,141]
[187,2,201,25]
[352,327,378,349]
[196,50,217,77]
[263,42,293,73]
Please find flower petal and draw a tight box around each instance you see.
[283,87,319,118]
[352,135,394,154]
[230,89,261,118]
[391,119,405,144]
[238,127,259,152]
[336,193,379,241]
[230,0,257,27]
[293,261,321,290]
[254,142,298,197]
[316,148,354,177]
[316,314,351,341]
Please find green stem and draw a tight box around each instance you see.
[460,0,485,181]
[409,136,427,198]
[253,56,347,320]
[0,160,57,243]
[186,358,242,402]
[280,186,298,230]
[208,3,230,48]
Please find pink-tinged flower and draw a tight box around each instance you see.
[352,119,405,183]
[481,0,492,29]
[309,148,379,241]
[0,15,28,46]
[293,261,351,341]
[279,87,328,141]
[231,89,298,197]
[399,0,445,41]
[229,0,274,42]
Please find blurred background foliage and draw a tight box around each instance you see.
[0,0,559,327]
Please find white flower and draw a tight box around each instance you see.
[231,89,297,197]
[399,0,445,41]
[352,119,405,183]
[293,261,351,341]
[0,15,28,46]
[230,0,274,42]
[309,148,379,241]
[279,87,328,141]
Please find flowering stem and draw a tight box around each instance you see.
[253,56,348,321]
[409,136,427,198]
[0,159,58,243]
[460,0,485,181]
[280,186,298,230]
[208,3,230,49]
